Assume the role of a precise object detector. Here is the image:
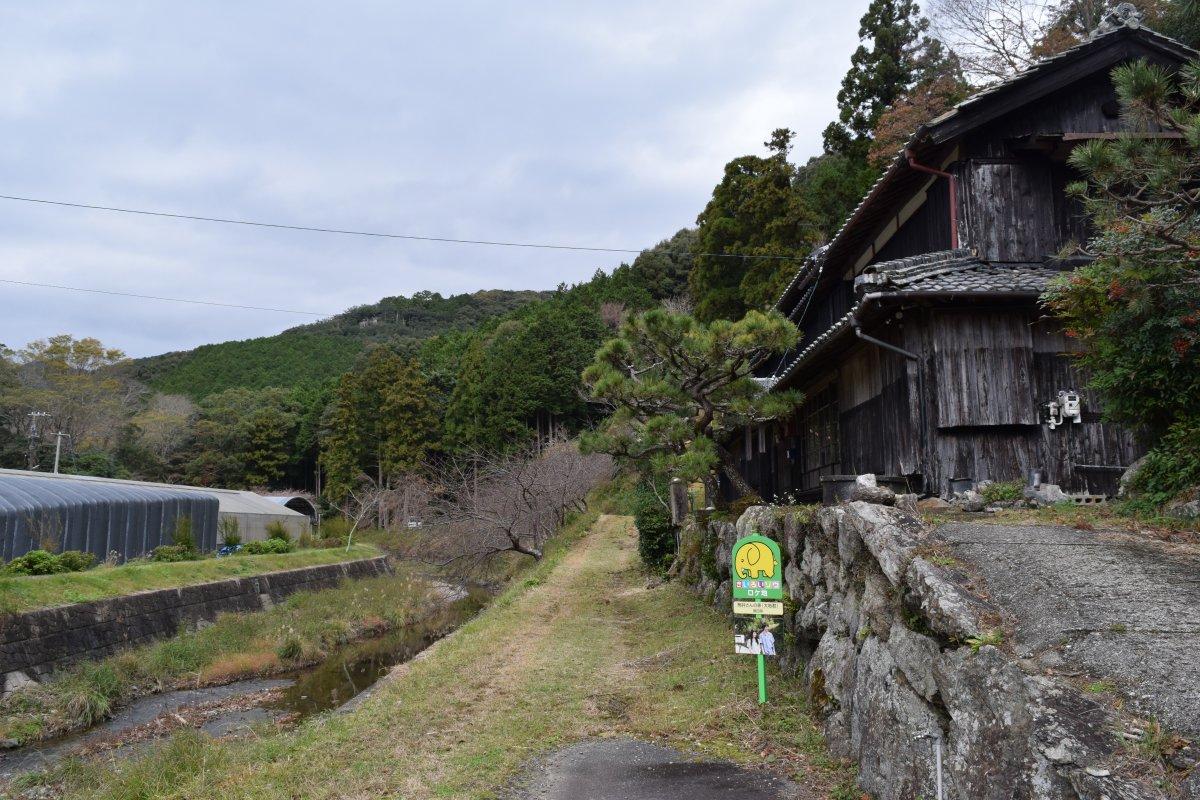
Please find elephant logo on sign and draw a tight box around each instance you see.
[734,540,776,580]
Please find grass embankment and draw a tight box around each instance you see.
[0,565,435,747]
[0,545,380,615]
[37,510,852,800]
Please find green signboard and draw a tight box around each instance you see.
[731,533,783,615]
[730,533,784,705]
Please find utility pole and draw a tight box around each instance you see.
[26,411,50,470]
[52,432,70,474]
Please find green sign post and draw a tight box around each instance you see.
[730,533,783,705]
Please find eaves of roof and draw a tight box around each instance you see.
[774,23,1198,315]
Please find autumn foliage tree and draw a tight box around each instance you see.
[582,308,801,499]
[1043,59,1200,503]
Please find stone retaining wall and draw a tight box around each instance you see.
[1,555,392,685]
[673,501,1182,799]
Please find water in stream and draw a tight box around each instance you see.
[0,585,489,783]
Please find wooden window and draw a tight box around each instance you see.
[800,382,840,483]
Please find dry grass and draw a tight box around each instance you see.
[198,650,281,684]
[47,511,850,800]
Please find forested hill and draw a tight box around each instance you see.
[132,289,549,398]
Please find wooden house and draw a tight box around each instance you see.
[737,11,1196,501]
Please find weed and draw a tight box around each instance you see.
[219,516,242,546]
[1109,623,1128,633]
[276,635,304,661]
[980,481,1024,503]
[266,521,291,542]
[966,629,1004,652]
[1084,680,1116,694]
[1134,719,1175,762]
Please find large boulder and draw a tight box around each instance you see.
[849,473,897,506]
[1024,483,1069,507]
[1117,454,1148,499]
[849,636,946,799]
[904,558,1000,641]
[843,502,923,586]
[736,505,783,539]
[1165,488,1200,520]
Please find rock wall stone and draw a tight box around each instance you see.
[1,555,392,682]
[674,503,1179,799]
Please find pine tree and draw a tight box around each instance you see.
[688,129,819,322]
[582,308,801,499]
[823,0,942,157]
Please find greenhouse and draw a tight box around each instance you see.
[0,472,218,563]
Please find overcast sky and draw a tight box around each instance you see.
[0,2,867,357]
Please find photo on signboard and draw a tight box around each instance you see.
[733,616,778,656]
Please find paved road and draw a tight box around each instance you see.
[510,739,799,800]
[941,522,1200,737]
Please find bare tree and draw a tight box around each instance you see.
[929,0,1163,84]
[929,0,1059,82]
[419,441,612,569]
[335,473,433,541]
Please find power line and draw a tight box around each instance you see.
[0,278,329,316]
[0,193,803,262]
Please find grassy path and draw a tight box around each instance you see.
[51,514,849,800]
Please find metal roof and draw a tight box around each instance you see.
[0,469,307,519]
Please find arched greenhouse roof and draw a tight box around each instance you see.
[0,473,218,563]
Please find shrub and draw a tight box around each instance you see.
[56,550,97,572]
[2,549,97,576]
[218,517,242,547]
[980,481,1024,504]
[265,521,291,542]
[275,635,303,661]
[1132,414,1200,507]
[151,544,199,563]
[60,662,122,727]
[172,516,195,552]
[3,550,67,576]
[318,516,352,541]
[632,483,675,574]
[242,538,294,555]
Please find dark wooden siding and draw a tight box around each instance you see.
[899,307,1142,495]
[838,336,915,477]
[961,159,1062,262]
[742,306,1143,500]
[933,311,1037,427]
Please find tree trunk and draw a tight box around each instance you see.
[715,442,760,501]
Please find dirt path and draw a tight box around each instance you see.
[50,512,845,800]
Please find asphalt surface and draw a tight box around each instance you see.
[940,521,1200,738]
[510,739,799,800]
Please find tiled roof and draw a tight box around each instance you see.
[854,249,1061,295]
[773,18,1197,313]
[762,251,1062,391]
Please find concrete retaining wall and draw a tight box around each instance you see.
[1,555,392,684]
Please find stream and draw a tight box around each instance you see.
[0,585,489,783]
